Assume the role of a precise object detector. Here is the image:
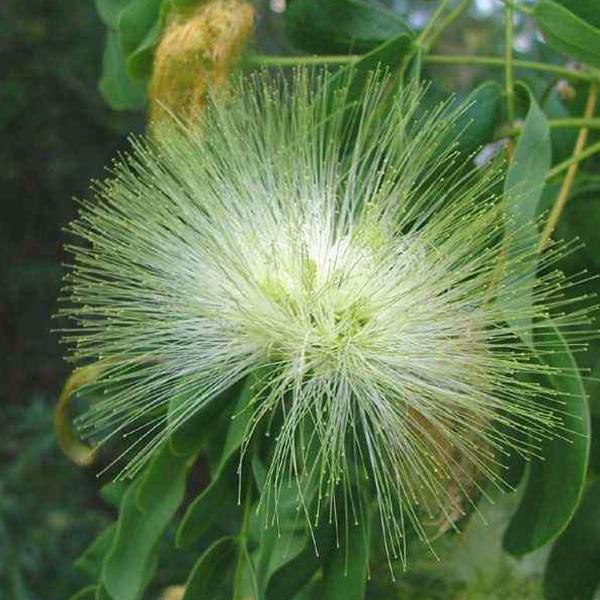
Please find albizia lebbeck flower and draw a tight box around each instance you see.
[60,71,591,565]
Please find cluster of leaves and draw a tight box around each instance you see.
[68,0,600,599]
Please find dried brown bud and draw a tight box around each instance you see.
[149,0,254,125]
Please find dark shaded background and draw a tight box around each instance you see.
[1,2,141,596]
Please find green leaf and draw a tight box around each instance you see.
[99,32,147,111]
[102,443,194,599]
[265,524,333,600]
[326,33,415,103]
[95,0,134,28]
[453,81,503,158]
[544,478,600,600]
[321,512,371,600]
[533,1,600,69]
[118,0,162,57]
[284,0,413,55]
[503,322,591,555]
[74,525,116,580]
[501,84,551,347]
[176,375,256,548]
[126,17,164,79]
[552,0,600,30]
[118,0,166,79]
[181,536,238,600]
[68,586,98,600]
[168,380,242,457]
[250,456,320,597]
[100,481,127,508]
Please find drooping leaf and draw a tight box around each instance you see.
[501,84,551,347]
[176,375,255,548]
[102,443,195,599]
[321,509,371,600]
[284,0,413,55]
[544,478,600,600]
[504,322,590,555]
[99,31,147,111]
[181,536,238,600]
[533,1,600,69]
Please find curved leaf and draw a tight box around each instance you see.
[99,31,146,111]
[284,0,413,55]
[181,536,237,600]
[503,322,591,555]
[533,1,600,69]
[118,0,165,79]
[102,443,194,599]
[544,478,600,600]
[501,84,551,347]
[265,524,333,600]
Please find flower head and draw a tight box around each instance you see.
[60,71,588,564]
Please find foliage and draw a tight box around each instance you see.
[5,0,600,598]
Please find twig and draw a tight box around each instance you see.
[539,82,599,250]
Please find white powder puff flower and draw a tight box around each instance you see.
[59,71,590,565]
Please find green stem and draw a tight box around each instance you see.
[548,117,600,129]
[425,0,471,51]
[499,0,533,15]
[417,0,455,47]
[247,53,357,67]
[547,139,600,180]
[501,118,600,139]
[425,54,597,82]
[246,53,598,84]
[540,82,599,249]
